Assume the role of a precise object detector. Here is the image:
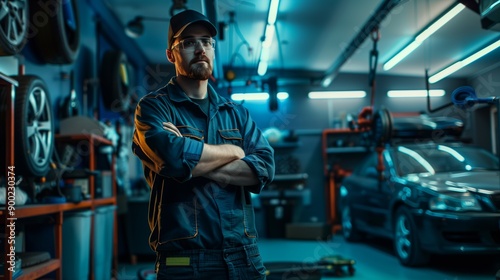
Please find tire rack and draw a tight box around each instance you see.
[1,71,118,279]
[1,71,18,280]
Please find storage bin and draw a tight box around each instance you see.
[62,210,93,280]
[94,205,116,280]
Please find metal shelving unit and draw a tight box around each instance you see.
[1,132,117,280]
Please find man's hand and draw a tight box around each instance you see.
[163,122,182,137]
[229,144,245,159]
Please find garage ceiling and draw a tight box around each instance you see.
[105,0,500,86]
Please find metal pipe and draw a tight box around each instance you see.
[320,0,405,87]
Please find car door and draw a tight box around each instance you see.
[349,153,391,234]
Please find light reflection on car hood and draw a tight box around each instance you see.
[408,171,500,193]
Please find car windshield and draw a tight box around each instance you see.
[392,144,500,176]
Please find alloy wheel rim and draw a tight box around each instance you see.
[342,207,353,237]
[0,0,28,46]
[395,214,411,260]
[26,86,53,168]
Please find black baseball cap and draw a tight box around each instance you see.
[168,10,217,49]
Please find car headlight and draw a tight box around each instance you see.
[429,193,482,211]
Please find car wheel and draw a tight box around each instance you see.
[13,75,54,177]
[393,206,429,266]
[28,0,80,64]
[0,0,29,55]
[99,50,132,114]
[341,204,363,242]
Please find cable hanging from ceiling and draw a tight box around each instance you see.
[368,28,380,108]
[222,10,256,95]
[226,11,253,70]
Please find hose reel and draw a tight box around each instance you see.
[371,108,393,146]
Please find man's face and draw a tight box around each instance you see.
[168,24,214,80]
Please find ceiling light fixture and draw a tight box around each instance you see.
[383,3,465,71]
[387,89,445,98]
[257,0,280,76]
[428,37,500,83]
[125,16,169,38]
[308,91,366,99]
[231,92,288,101]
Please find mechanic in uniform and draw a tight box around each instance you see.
[132,9,275,280]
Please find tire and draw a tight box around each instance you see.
[341,204,364,242]
[12,75,54,177]
[99,50,132,113]
[0,0,29,55]
[28,0,80,64]
[393,206,429,266]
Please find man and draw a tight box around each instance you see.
[132,9,275,280]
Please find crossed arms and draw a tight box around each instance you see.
[163,122,259,186]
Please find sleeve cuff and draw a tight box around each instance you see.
[241,157,269,193]
[183,138,203,162]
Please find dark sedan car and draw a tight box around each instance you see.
[339,141,500,266]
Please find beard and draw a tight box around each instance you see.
[188,62,212,80]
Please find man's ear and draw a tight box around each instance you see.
[166,49,175,63]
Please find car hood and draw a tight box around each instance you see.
[410,171,500,193]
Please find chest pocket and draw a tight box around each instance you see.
[218,129,243,147]
[178,125,204,141]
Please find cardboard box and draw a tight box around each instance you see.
[285,223,331,240]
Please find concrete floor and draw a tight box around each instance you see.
[259,236,499,280]
[117,235,500,280]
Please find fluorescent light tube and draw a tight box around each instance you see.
[277,92,289,99]
[415,4,465,43]
[262,25,275,48]
[308,91,366,99]
[321,77,333,88]
[258,0,280,77]
[260,47,270,61]
[383,41,421,71]
[258,47,270,76]
[267,0,280,25]
[231,92,288,101]
[429,38,500,83]
[383,3,465,71]
[257,61,268,76]
[387,90,445,97]
[462,39,500,65]
[232,93,269,101]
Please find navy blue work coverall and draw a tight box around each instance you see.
[132,77,275,279]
